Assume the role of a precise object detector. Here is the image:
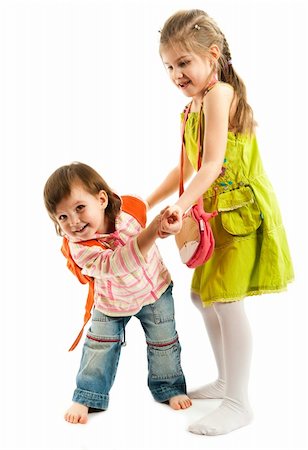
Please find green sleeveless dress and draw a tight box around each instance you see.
[183,112,294,306]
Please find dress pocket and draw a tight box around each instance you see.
[218,186,262,236]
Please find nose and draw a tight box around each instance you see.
[173,67,183,80]
[69,212,80,227]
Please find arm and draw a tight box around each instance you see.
[138,205,183,246]
[175,84,233,212]
[161,84,233,231]
[136,214,161,257]
[146,151,194,210]
[69,213,165,279]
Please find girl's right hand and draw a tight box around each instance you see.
[160,205,183,235]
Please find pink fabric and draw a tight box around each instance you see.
[68,211,171,317]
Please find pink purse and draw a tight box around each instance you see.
[175,102,217,268]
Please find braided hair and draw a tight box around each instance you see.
[159,9,256,134]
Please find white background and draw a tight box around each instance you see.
[0,1,307,449]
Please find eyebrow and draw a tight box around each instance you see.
[163,54,191,65]
[56,199,85,215]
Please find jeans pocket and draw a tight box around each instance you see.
[148,342,183,380]
[151,283,175,324]
[90,309,124,337]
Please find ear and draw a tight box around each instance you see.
[98,190,109,209]
[209,44,221,61]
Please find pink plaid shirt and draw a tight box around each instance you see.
[67,210,172,317]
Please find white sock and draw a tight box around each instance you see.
[189,295,225,399]
[189,378,225,399]
[189,300,253,436]
[189,397,253,435]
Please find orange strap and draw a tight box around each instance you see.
[61,195,147,351]
[121,195,146,227]
[68,282,95,351]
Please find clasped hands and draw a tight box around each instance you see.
[157,205,183,238]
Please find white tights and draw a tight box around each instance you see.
[188,293,253,435]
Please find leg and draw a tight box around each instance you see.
[65,309,129,424]
[189,293,225,399]
[136,284,191,410]
[189,300,253,435]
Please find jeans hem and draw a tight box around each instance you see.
[151,384,187,403]
[73,388,109,410]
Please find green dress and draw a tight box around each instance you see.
[183,111,294,307]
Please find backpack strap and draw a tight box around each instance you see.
[61,237,106,351]
[61,195,147,351]
[121,195,147,228]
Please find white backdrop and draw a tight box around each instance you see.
[0,1,307,450]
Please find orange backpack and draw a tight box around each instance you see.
[61,195,146,351]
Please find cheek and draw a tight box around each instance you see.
[58,222,67,232]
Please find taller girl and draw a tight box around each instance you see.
[147,9,294,436]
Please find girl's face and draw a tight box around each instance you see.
[160,44,215,102]
[55,183,109,240]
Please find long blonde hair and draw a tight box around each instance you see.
[160,9,256,134]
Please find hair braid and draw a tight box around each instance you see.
[222,34,232,63]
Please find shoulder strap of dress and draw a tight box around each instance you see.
[203,77,219,98]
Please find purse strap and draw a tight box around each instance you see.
[179,79,218,209]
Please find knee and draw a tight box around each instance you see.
[213,300,245,321]
[191,292,204,312]
[147,337,183,380]
[146,334,179,349]
[84,330,122,350]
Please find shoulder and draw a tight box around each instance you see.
[203,82,234,108]
[202,82,234,125]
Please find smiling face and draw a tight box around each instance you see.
[55,183,109,240]
[160,44,216,103]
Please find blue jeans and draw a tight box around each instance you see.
[72,283,187,410]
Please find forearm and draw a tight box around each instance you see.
[137,216,160,258]
[146,166,180,210]
[175,162,222,212]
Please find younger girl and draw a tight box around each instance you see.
[147,9,294,436]
[44,162,191,424]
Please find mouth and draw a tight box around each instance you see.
[73,224,88,233]
[178,80,191,89]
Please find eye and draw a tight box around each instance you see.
[76,204,85,212]
[58,214,67,221]
[179,60,190,68]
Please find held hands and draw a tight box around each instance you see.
[158,205,183,238]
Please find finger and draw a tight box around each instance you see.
[160,206,169,215]
[158,229,171,238]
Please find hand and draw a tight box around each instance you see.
[159,205,183,236]
[157,207,172,239]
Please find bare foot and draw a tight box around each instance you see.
[64,402,89,424]
[169,394,192,410]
